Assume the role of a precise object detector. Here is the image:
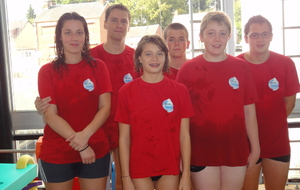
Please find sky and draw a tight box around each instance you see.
[6,0,45,21]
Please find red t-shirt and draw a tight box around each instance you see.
[38,59,112,164]
[238,51,300,158]
[90,44,138,149]
[164,67,179,80]
[176,54,258,166]
[115,77,194,178]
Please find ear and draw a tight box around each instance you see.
[227,35,231,41]
[186,40,191,49]
[199,33,204,42]
[104,21,107,30]
[244,35,249,43]
[270,33,273,42]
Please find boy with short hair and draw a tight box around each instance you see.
[176,11,260,190]
[238,15,300,190]
[163,23,190,79]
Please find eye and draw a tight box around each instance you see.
[220,32,227,36]
[111,19,116,22]
[64,31,71,35]
[122,20,128,24]
[157,52,164,56]
[207,32,215,36]
[168,38,175,42]
[250,33,258,38]
[145,53,152,56]
[262,32,270,38]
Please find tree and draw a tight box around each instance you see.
[234,0,241,43]
[192,0,218,13]
[55,0,97,4]
[26,4,36,23]
[110,0,241,37]
[111,0,189,29]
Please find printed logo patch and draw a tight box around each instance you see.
[228,77,239,89]
[162,98,174,113]
[123,73,133,83]
[268,78,279,91]
[83,79,94,91]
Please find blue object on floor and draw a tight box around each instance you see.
[111,161,116,190]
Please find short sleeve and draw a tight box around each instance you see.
[38,63,57,105]
[114,86,130,124]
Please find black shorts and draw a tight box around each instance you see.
[190,165,207,172]
[38,153,110,183]
[256,154,291,164]
[151,175,162,181]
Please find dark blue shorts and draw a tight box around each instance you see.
[256,154,291,164]
[38,153,110,183]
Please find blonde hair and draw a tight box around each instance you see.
[200,11,232,36]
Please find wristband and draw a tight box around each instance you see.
[79,144,89,152]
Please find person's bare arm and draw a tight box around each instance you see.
[244,103,260,170]
[285,94,296,117]
[179,118,192,190]
[119,122,135,190]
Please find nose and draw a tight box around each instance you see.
[152,54,158,60]
[257,34,264,40]
[117,21,122,27]
[214,35,220,41]
[71,33,78,40]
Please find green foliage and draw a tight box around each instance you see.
[53,0,241,42]
[234,0,241,43]
[55,0,97,4]
[192,0,221,13]
[26,4,36,23]
[111,0,189,29]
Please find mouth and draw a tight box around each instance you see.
[212,44,221,48]
[256,44,265,48]
[70,44,79,47]
[149,63,160,68]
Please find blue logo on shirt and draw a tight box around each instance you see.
[162,98,174,113]
[268,78,279,91]
[123,73,133,83]
[229,77,239,89]
[83,79,94,91]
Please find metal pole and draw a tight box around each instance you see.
[0,0,14,163]
[223,0,236,56]
[0,149,36,153]
[189,0,195,58]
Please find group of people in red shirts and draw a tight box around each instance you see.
[35,3,299,190]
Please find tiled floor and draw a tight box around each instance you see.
[259,184,300,190]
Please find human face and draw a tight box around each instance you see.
[104,9,130,42]
[138,43,165,75]
[200,21,230,60]
[245,22,273,55]
[61,20,85,59]
[166,29,190,58]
